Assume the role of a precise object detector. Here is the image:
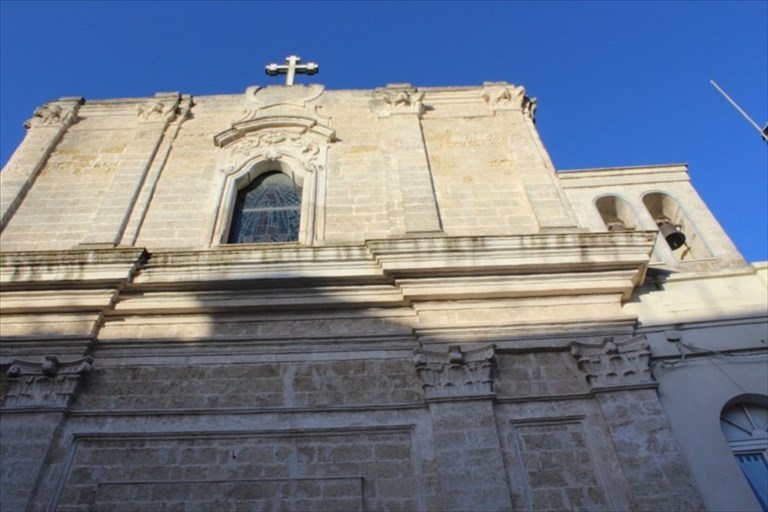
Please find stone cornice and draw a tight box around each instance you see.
[132,232,654,284]
[368,232,655,280]
[0,233,654,315]
[0,248,148,289]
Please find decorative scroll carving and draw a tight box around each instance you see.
[4,355,93,408]
[371,84,425,117]
[235,85,326,124]
[24,98,83,129]
[247,84,324,108]
[570,336,651,388]
[482,82,525,108]
[481,82,537,121]
[137,99,177,122]
[228,131,321,169]
[413,344,496,400]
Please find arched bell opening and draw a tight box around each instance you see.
[642,192,711,261]
[595,195,638,233]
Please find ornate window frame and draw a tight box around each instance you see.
[210,117,334,247]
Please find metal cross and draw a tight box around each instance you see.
[265,55,319,85]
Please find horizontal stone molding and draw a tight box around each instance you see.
[0,248,148,288]
[64,402,425,417]
[0,289,119,314]
[0,234,654,321]
[128,232,654,287]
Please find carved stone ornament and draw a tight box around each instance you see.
[481,82,537,120]
[229,130,321,169]
[235,84,327,124]
[570,336,651,388]
[246,84,324,108]
[137,100,177,122]
[413,344,496,400]
[4,355,93,408]
[522,95,538,121]
[24,98,83,129]
[371,84,425,117]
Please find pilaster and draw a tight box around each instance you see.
[570,336,706,511]
[0,355,94,511]
[414,344,513,511]
[481,82,577,231]
[81,93,181,246]
[120,94,194,246]
[372,84,442,235]
[0,97,84,231]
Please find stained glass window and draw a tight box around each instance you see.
[228,171,302,244]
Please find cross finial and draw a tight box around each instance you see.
[265,55,319,86]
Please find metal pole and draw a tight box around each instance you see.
[710,80,767,142]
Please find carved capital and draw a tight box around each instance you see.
[4,355,93,408]
[371,84,425,118]
[481,82,537,120]
[24,98,83,129]
[482,82,525,110]
[137,95,179,122]
[570,336,651,388]
[413,344,496,400]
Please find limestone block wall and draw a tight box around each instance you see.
[2,335,707,512]
[0,104,122,250]
[2,82,578,252]
[0,234,714,511]
[4,79,760,511]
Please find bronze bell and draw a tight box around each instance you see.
[657,219,686,250]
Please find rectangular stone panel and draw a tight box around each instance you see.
[94,477,362,512]
[513,421,610,512]
[53,428,418,512]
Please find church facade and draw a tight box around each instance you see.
[1,71,766,511]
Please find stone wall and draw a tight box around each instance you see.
[3,81,763,511]
[1,83,573,251]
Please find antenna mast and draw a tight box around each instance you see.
[710,80,768,143]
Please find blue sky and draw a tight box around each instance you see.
[1,1,766,261]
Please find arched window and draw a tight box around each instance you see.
[720,398,768,511]
[228,171,302,244]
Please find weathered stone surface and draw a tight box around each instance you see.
[1,79,764,512]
